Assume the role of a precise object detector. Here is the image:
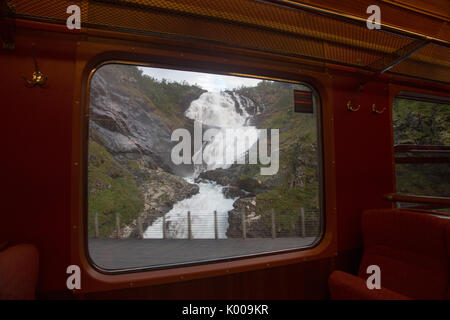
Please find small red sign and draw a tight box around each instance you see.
[294,90,313,113]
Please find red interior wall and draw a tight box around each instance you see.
[1,29,76,292]
[332,75,394,251]
[1,27,396,297]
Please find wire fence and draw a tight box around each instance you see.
[94,208,321,240]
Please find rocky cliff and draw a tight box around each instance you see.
[88,64,204,238]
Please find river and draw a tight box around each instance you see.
[143,178,236,239]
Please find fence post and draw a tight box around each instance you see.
[242,208,246,239]
[94,212,99,238]
[137,215,143,239]
[214,210,218,240]
[271,208,276,239]
[115,212,120,239]
[300,208,306,238]
[188,211,192,240]
[162,215,166,239]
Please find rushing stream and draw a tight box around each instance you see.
[143,178,236,239]
[144,91,258,239]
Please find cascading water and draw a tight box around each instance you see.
[186,91,250,127]
[143,178,235,239]
[144,91,259,239]
[189,92,259,174]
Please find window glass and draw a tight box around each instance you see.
[393,97,450,201]
[87,64,322,271]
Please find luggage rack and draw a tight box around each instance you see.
[4,0,450,84]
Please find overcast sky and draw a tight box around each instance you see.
[139,66,262,92]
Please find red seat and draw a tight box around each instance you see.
[329,209,450,300]
[0,244,39,300]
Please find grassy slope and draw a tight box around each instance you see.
[126,65,205,130]
[88,140,144,237]
[236,81,320,236]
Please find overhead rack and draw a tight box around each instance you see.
[4,0,450,83]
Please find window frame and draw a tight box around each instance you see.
[391,90,450,201]
[84,60,326,274]
[68,34,339,293]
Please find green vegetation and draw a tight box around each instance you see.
[236,81,321,236]
[255,184,320,237]
[396,163,450,197]
[393,98,450,198]
[87,140,144,237]
[393,98,450,145]
[127,66,205,125]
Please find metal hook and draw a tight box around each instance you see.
[371,87,388,114]
[347,100,361,112]
[371,104,386,114]
[22,43,47,87]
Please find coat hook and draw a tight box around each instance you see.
[22,43,47,87]
[347,100,361,112]
[371,104,386,114]
[371,87,388,114]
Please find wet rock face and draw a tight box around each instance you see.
[143,169,199,213]
[222,186,248,199]
[198,168,236,186]
[89,64,204,176]
[225,90,260,117]
[226,197,271,238]
[126,167,199,238]
[88,64,207,238]
[198,166,266,194]
[90,65,175,172]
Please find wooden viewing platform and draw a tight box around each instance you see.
[88,237,317,270]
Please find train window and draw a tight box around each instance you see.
[393,94,450,204]
[87,63,322,271]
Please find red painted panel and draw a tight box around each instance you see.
[332,75,394,251]
[3,22,445,298]
[0,30,77,292]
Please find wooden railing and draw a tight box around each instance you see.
[394,145,450,163]
[383,193,450,217]
[394,145,450,152]
[383,193,450,206]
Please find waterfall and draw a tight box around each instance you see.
[187,91,259,172]
[144,91,259,239]
[185,91,251,127]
